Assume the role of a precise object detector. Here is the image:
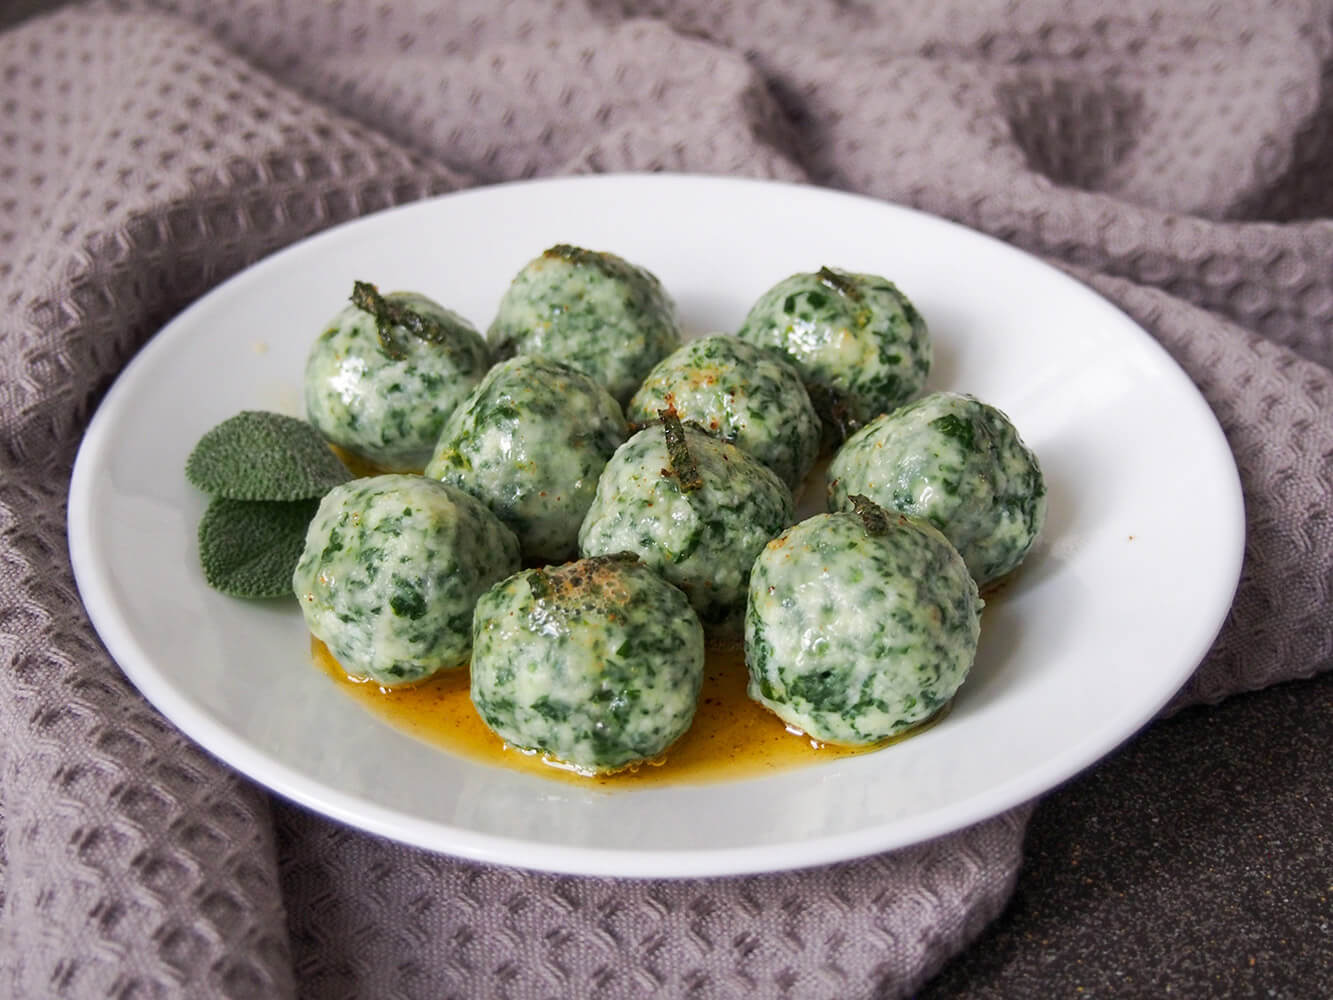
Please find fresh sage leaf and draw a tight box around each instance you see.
[185,410,350,501]
[197,496,321,599]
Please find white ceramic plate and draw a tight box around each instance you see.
[68,174,1244,878]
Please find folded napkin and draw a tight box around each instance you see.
[1,1,1329,996]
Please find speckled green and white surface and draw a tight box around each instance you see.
[470,555,705,774]
[736,267,931,432]
[579,422,794,629]
[292,474,520,687]
[746,509,982,745]
[304,291,491,471]
[487,244,681,404]
[626,334,821,491]
[828,391,1046,585]
[425,355,628,562]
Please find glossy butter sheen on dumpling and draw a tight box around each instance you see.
[470,554,705,774]
[304,290,490,471]
[425,355,628,563]
[736,267,931,435]
[746,506,982,746]
[487,244,681,405]
[579,421,794,630]
[626,334,820,492]
[293,474,520,687]
[828,391,1046,586]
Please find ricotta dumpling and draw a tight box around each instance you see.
[304,288,491,471]
[735,267,931,436]
[578,419,794,630]
[470,554,706,775]
[424,355,628,563]
[746,505,982,746]
[292,474,520,687]
[486,244,681,404]
[626,334,821,492]
[827,391,1046,586]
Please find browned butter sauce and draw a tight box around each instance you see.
[313,638,949,787]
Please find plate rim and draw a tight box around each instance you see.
[67,172,1246,878]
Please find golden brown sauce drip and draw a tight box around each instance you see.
[312,638,950,787]
[328,444,401,479]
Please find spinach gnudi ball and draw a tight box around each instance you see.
[736,267,931,437]
[626,333,820,492]
[746,501,982,746]
[487,244,681,405]
[827,391,1046,586]
[292,474,520,687]
[578,414,794,630]
[304,283,490,471]
[470,553,705,774]
[425,355,628,563]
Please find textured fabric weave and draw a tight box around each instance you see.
[1,1,1329,996]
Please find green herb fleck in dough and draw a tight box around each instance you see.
[305,288,491,472]
[827,391,1046,586]
[292,474,520,687]
[735,267,931,435]
[185,410,351,501]
[578,422,794,631]
[471,555,705,774]
[425,355,628,563]
[486,244,681,404]
[745,510,982,745]
[198,496,321,599]
[626,334,820,491]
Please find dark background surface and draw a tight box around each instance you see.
[922,667,1333,998]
